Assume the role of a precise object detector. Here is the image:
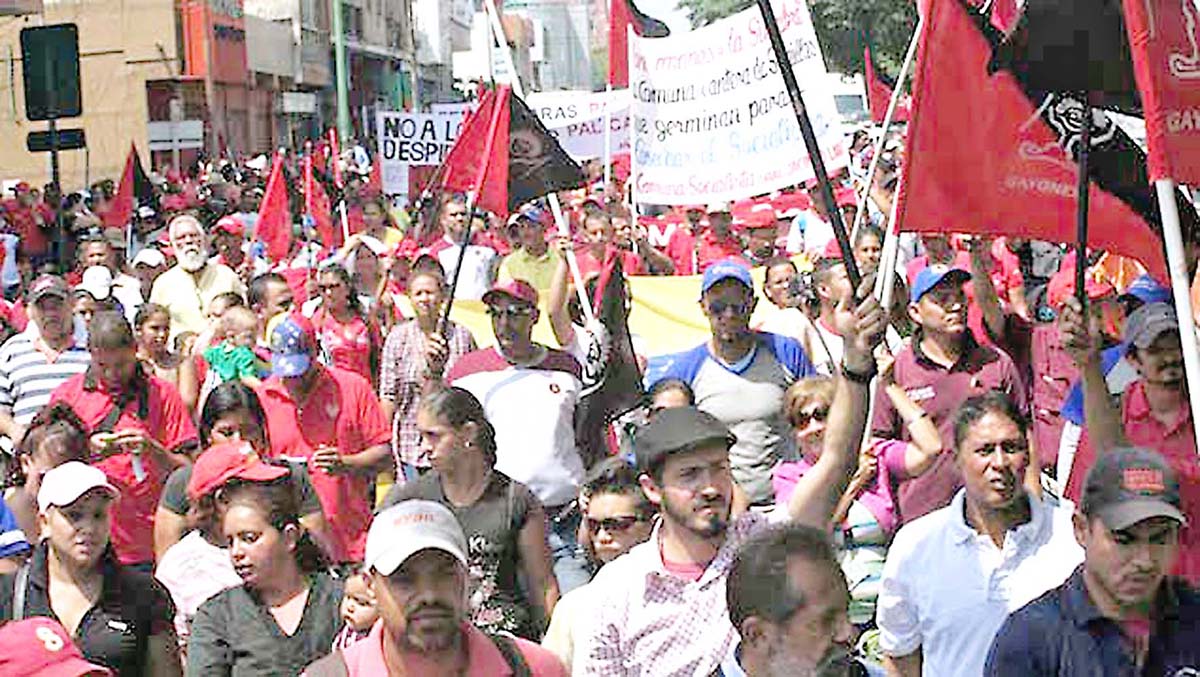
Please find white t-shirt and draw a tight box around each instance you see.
[435,241,497,301]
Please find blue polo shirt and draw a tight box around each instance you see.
[985,566,1200,675]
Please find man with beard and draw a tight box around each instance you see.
[149,214,245,339]
[876,392,1082,677]
[577,277,884,676]
[650,259,816,506]
[303,499,567,676]
[720,524,882,676]
[986,447,1200,675]
[1060,299,1200,584]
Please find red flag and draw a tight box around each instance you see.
[1122,0,1200,185]
[304,151,337,249]
[440,87,512,217]
[989,0,1019,33]
[366,157,383,196]
[104,145,139,228]
[609,0,671,87]
[897,0,1167,279]
[328,128,344,188]
[256,153,292,263]
[864,45,910,124]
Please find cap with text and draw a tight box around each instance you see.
[1081,447,1186,531]
[483,279,539,308]
[0,617,112,676]
[27,275,70,304]
[366,500,468,576]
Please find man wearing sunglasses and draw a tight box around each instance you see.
[649,259,817,507]
[447,279,591,592]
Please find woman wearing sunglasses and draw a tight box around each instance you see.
[773,359,943,628]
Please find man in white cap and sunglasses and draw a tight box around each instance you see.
[304,499,566,676]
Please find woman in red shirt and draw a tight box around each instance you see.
[312,264,382,386]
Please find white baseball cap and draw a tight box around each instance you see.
[365,500,468,576]
[132,247,167,268]
[37,462,118,513]
[76,266,114,301]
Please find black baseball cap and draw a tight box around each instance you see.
[633,406,736,473]
[1081,447,1186,531]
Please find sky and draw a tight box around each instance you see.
[634,0,693,33]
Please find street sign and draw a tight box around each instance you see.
[147,120,204,151]
[20,24,81,121]
[26,128,85,152]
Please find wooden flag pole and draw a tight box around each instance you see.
[754,0,861,292]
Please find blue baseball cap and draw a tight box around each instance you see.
[910,265,971,303]
[701,259,753,296]
[270,314,316,378]
[1120,274,1171,306]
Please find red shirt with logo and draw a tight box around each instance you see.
[312,310,380,383]
[257,366,390,562]
[50,370,198,565]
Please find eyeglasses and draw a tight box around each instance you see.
[586,515,643,534]
[487,306,535,319]
[706,299,750,316]
[318,283,344,293]
[792,407,829,428]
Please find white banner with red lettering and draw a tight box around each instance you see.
[629,0,848,204]
[525,89,631,161]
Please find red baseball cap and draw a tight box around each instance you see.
[483,279,539,308]
[187,442,288,501]
[13,181,31,194]
[213,216,245,237]
[0,617,113,676]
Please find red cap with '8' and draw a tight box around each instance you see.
[0,617,113,676]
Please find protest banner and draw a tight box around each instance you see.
[629,0,849,204]
[526,89,632,160]
[375,111,465,198]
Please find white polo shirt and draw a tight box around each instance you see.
[876,489,1083,677]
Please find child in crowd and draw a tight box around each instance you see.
[202,306,264,389]
[332,571,379,649]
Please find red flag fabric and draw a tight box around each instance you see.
[864,46,910,124]
[609,0,634,87]
[1122,0,1200,185]
[989,0,1019,33]
[440,87,512,217]
[328,128,344,188]
[257,153,292,263]
[104,145,139,228]
[304,152,338,249]
[897,0,1167,279]
[366,157,383,197]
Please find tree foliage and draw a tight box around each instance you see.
[674,0,918,79]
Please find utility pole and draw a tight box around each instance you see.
[331,0,351,141]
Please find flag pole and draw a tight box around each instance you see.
[1156,177,1200,450]
[603,83,613,188]
[851,19,922,240]
[754,0,861,291]
[483,0,595,325]
[1073,93,1091,304]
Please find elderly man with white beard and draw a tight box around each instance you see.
[149,214,246,339]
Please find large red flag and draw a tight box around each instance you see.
[303,152,337,249]
[864,45,910,124]
[104,144,152,228]
[897,0,1167,279]
[256,153,292,263]
[366,157,383,197]
[328,128,344,188]
[1122,0,1200,185]
[609,0,670,87]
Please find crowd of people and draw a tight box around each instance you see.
[0,123,1190,677]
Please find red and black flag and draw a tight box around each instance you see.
[609,0,671,88]
[575,249,643,468]
[104,144,154,228]
[863,44,910,124]
[440,85,586,218]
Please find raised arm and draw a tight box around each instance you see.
[547,237,576,348]
[1058,295,1126,453]
[786,277,886,527]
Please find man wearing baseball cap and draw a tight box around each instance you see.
[211,215,247,274]
[987,447,1200,674]
[579,277,886,676]
[303,500,566,676]
[447,279,591,591]
[649,259,817,506]
[870,264,1025,523]
[1061,298,1200,585]
[498,206,560,291]
[257,312,391,564]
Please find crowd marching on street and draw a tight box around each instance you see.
[0,0,1197,674]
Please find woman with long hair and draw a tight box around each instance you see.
[186,478,342,675]
[135,303,198,410]
[0,461,181,675]
[380,386,558,640]
[312,263,382,385]
[4,402,89,544]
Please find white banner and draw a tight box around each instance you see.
[629,0,848,204]
[525,89,631,161]
[375,112,466,196]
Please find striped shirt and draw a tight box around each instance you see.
[0,332,91,425]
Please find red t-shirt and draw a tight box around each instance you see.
[4,200,53,257]
[257,366,391,562]
[50,371,199,565]
[575,245,644,280]
[312,310,380,382]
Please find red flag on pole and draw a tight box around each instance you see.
[366,157,383,197]
[328,128,344,188]
[1122,0,1200,185]
[104,144,152,228]
[256,153,292,263]
[608,0,670,88]
[864,45,910,124]
[989,0,1019,33]
[897,0,1167,279]
[304,151,337,249]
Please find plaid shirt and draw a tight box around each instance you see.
[378,319,475,467]
[575,511,782,677]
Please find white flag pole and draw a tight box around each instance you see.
[604,83,614,188]
[1156,178,1200,449]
